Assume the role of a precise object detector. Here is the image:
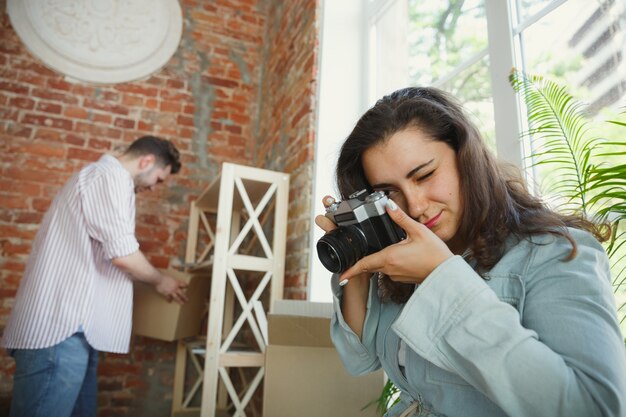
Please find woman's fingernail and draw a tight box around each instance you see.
[339,279,349,287]
[325,196,335,205]
[386,199,398,210]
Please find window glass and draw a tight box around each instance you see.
[519,0,625,121]
[518,0,626,193]
[439,55,496,150]
[407,0,488,85]
[517,0,555,20]
[406,0,494,148]
[372,0,409,100]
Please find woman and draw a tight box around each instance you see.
[315,87,626,417]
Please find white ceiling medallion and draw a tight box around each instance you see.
[7,0,183,84]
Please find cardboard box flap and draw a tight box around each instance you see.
[264,345,383,417]
[264,301,384,417]
[268,300,334,348]
[272,299,333,317]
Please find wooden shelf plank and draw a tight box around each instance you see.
[218,351,265,367]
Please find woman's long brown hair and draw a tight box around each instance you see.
[335,87,609,303]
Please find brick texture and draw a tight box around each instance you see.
[0,0,319,415]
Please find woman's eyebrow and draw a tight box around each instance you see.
[370,159,435,189]
[405,159,434,179]
[370,182,393,189]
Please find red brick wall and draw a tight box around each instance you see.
[0,0,319,415]
[256,0,320,300]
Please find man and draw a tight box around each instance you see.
[1,136,189,417]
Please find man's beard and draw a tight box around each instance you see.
[134,171,152,193]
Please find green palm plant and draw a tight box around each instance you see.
[509,68,626,330]
[508,69,598,214]
[364,378,400,415]
[586,121,626,319]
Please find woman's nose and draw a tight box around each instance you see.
[405,189,427,220]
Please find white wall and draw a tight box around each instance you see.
[309,0,367,302]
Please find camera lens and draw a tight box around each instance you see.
[316,226,368,274]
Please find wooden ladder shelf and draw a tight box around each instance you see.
[171,162,289,417]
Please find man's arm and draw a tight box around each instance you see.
[112,251,188,304]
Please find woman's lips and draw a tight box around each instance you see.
[423,212,442,229]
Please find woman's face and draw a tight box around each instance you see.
[361,127,465,252]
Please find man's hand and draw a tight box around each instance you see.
[156,274,189,304]
[112,251,190,304]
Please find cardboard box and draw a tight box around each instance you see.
[132,269,211,341]
[263,300,384,417]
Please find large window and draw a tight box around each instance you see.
[311,0,626,302]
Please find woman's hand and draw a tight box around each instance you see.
[314,195,339,233]
[338,199,454,286]
[315,195,369,338]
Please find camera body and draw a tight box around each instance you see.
[316,189,406,273]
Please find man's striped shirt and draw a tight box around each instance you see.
[1,155,140,353]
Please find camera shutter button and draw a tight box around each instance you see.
[364,190,385,203]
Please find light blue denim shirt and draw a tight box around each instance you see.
[330,228,626,417]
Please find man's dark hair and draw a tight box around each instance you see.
[124,136,181,174]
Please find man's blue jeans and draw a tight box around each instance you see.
[8,332,98,417]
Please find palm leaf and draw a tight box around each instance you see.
[363,378,400,416]
[586,138,626,223]
[508,69,599,215]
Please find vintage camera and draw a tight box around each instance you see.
[316,189,406,273]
